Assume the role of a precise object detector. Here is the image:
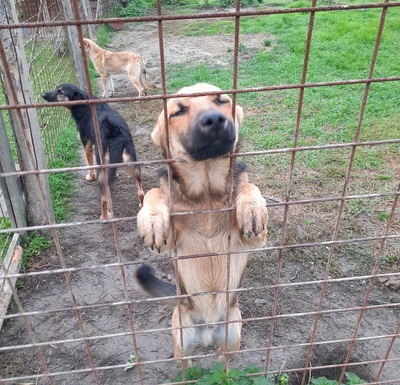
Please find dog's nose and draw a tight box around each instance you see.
[200,111,227,135]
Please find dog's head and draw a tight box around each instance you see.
[82,38,97,55]
[41,84,90,104]
[152,83,243,161]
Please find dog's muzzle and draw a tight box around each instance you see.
[185,110,236,161]
[41,91,54,102]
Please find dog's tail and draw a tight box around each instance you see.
[136,264,177,305]
[139,59,156,91]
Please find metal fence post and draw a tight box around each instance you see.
[0,0,55,229]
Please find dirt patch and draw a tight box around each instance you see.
[1,16,399,385]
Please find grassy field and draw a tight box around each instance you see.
[167,1,400,179]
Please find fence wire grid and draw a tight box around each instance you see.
[0,0,399,385]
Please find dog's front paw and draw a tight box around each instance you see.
[137,188,170,253]
[236,184,268,242]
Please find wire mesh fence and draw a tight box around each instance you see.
[0,0,399,384]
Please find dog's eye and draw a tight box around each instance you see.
[57,89,64,94]
[214,97,230,106]
[170,106,187,118]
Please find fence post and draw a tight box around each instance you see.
[58,0,87,89]
[0,0,55,229]
[81,0,96,40]
[0,113,27,236]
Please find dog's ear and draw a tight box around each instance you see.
[234,105,243,128]
[71,91,85,101]
[151,113,166,150]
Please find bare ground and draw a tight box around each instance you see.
[1,17,399,385]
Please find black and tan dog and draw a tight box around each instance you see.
[136,83,268,368]
[42,83,144,219]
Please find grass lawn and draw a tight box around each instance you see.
[167,1,400,177]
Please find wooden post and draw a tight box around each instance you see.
[58,0,87,89]
[0,0,55,229]
[81,0,96,40]
[0,112,27,235]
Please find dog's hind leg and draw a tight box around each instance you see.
[216,305,242,368]
[122,149,144,207]
[100,74,108,98]
[172,305,197,369]
[84,142,96,181]
[128,63,145,96]
[97,170,111,220]
[125,165,144,207]
[108,75,115,96]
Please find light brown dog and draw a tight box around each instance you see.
[82,38,156,98]
[136,83,268,368]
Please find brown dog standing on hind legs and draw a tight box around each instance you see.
[82,38,156,98]
[136,83,268,368]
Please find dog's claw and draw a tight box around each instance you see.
[164,239,167,245]
[140,236,145,243]
[247,231,252,239]
[241,227,245,235]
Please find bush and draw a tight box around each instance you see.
[117,0,153,17]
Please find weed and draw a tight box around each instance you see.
[377,174,392,181]
[311,371,365,384]
[263,39,272,47]
[165,363,366,384]
[378,212,390,222]
[20,232,52,269]
[124,354,137,371]
[0,218,12,258]
[165,363,277,384]
[238,42,247,53]
[382,255,399,266]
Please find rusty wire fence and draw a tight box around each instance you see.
[0,0,400,384]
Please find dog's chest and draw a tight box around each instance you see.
[173,208,242,253]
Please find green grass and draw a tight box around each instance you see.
[0,218,12,260]
[165,363,366,384]
[97,24,114,47]
[19,232,52,270]
[48,120,81,223]
[165,2,400,174]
